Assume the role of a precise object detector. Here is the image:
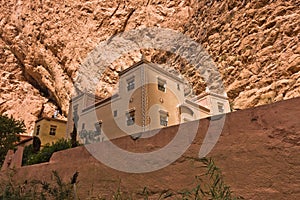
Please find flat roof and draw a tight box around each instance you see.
[35,117,67,124]
[119,59,148,76]
[184,99,211,113]
[70,92,103,102]
[13,134,33,146]
[82,93,119,112]
[193,91,228,100]
[119,59,184,83]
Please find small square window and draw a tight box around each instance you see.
[49,125,57,136]
[126,110,135,126]
[127,78,135,91]
[158,78,166,92]
[36,125,40,136]
[218,103,224,113]
[114,110,118,117]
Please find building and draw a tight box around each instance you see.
[33,117,67,146]
[66,60,230,144]
[1,135,33,171]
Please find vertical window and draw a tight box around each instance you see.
[113,110,118,117]
[126,110,135,126]
[73,104,79,123]
[159,111,168,126]
[36,125,40,136]
[73,105,79,113]
[94,121,102,136]
[49,125,57,136]
[177,83,180,90]
[158,78,166,92]
[218,103,224,113]
[127,77,135,91]
[82,123,85,130]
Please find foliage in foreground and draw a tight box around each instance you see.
[104,157,243,200]
[182,157,244,200]
[22,138,77,166]
[1,157,243,199]
[0,114,26,167]
[0,170,79,200]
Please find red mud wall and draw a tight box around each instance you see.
[1,97,300,199]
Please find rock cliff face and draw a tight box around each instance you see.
[0,0,299,133]
[185,0,300,109]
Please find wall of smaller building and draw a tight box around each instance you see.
[207,95,230,115]
[34,118,67,146]
[194,93,230,116]
[81,98,129,141]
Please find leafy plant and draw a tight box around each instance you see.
[0,170,78,200]
[0,114,26,167]
[191,157,243,200]
[23,138,76,166]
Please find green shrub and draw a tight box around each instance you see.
[171,157,244,200]
[23,138,75,166]
[0,114,26,167]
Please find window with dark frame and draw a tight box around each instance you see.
[49,125,57,136]
[158,78,166,92]
[73,104,79,113]
[218,103,224,113]
[36,125,40,136]
[114,110,118,117]
[127,78,135,91]
[94,121,102,136]
[126,110,135,126]
[160,111,168,126]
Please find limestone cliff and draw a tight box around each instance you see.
[0,0,299,133]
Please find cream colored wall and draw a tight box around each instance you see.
[80,100,127,141]
[144,64,185,130]
[179,102,210,123]
[211,95,230,114]
[196,94,230,115]
[146,83,180,129]
[117,65,144,134]
[34,119,67,146]
[77,63,145,142]
[197,98,209,108]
